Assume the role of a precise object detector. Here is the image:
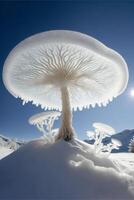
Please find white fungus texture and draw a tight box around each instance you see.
[3,30,128,111]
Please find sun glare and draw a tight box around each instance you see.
[130,89,134,97]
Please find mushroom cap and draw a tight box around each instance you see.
[28,111,61,125]
[93,122,115,135]
[111,138,122,146]
[3,30,128,110]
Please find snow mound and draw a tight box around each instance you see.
[0,139,133,199]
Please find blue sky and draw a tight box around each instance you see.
[0,1,134,141]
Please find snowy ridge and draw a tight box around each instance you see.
[0,134,25,159]
[0,134,25,148]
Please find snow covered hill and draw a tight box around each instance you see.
[85,129,134,152]
[0,139,133,199]
[0,134,25,159]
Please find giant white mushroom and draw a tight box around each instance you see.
[3,30,128,141]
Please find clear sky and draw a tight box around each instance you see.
[0,1,134,141]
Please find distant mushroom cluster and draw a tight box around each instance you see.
[3,30,128,142]
[86,122,122,156]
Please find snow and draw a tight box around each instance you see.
[110,153,134,172]
[0,134,24,160]
[0,146,13,160]
[0,138,133,199]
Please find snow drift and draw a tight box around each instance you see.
[0,139,133,199]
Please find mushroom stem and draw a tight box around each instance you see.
[57,86,74,141]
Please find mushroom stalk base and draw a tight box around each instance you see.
[57,87,74,141]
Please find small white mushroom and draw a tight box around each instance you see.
[111,138,122,149]
[92,122,116,153]
[29,111,61,142]
[93,122,115,137]
[3,30,128,141]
